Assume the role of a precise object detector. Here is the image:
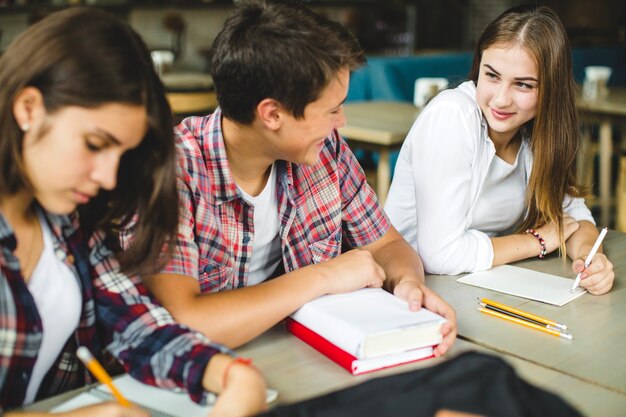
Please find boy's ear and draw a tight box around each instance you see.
[13,86,46,130]
[256,98,284,131]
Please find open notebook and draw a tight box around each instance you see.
[457,265,586,306]
[52,374,278,417]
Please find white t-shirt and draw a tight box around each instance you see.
[385,81,594,275]
[470,149,527,235]
[24,216,82,404]
[238,164,282,285]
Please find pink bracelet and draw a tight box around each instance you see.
[525,229,547,259]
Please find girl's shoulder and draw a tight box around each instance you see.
[426,81,479,114]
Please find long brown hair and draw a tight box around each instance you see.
[468,4,584,254]
[0,8,178,275]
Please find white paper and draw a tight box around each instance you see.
[457,265,586,306]
[52,375,278,417]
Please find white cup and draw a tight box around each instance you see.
[413,77,449,108]
[151,50,175,77]
[583,66,612,101]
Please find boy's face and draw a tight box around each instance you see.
[273,67,349,166]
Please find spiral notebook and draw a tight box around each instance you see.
[52,374,278,417]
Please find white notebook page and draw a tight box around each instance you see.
[457,265,586,306]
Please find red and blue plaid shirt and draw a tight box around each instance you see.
[158,109,390,291]
[0,209,230,411]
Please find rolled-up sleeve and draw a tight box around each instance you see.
[563,195,595,224]
[90,230,227,404]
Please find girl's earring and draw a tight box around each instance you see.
[21,123,30,132]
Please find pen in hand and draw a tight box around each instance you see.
[571,226,608,291]
[77,346,131,407]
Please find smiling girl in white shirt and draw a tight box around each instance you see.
[385,4,614,295]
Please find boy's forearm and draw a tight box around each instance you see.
[143,268,329,348]
[363,228,425,292]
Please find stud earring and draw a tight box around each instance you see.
[21,123,30,132]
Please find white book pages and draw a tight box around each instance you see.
[457,265,587,306]
[291,288,446,358]
[351,346,434,375]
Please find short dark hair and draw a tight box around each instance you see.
[0,8,178,275]
[211,0,366,124]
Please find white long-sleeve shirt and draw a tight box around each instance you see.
[385,81,594,275]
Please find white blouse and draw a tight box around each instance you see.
[25,215,82,404]
[385,81,594,275]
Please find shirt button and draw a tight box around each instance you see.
[243,236,251,244]
[204,264,213,273]
[55,249,66,260]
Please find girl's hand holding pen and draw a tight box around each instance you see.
[572,253,614,295]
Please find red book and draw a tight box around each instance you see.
[286,317,435,375]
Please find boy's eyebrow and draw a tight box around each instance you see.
[484,64,538,82]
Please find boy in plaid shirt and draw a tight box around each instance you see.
[132,1,457,352]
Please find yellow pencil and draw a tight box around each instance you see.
[477,307,573,340]
[77,346,131,407]
[480,298,568,331]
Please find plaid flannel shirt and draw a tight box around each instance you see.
[0,209,230,411]
[157,108,390,291]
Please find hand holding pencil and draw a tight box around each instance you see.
[571,227,614,295]
[57,347,149,417]
[77,346,131,407]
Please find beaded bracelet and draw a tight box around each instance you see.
[222,357,252,389]
[525,228,547,259]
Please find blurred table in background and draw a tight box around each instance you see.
[339,101,419,204]
[578,88,626,228]
[162,72,216,119]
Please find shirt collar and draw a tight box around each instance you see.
[0,205,79,241]
[201,108,243,205]
[201,108,300,206]
[0,210,17,251]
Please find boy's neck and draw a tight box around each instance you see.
[222,116,275,197]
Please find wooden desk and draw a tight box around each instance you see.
[237,325,625,415]
[578,88,626,226]
[426,230,626,401]
[338,101,420,204]
[24,232,626,416]
[27,325,625,416]
[162,72,217,116]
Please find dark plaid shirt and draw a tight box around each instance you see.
[0,210,230,411]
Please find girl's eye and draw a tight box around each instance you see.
[85,136,106,152]
[516,82,534,90]
[485,72,498,80]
